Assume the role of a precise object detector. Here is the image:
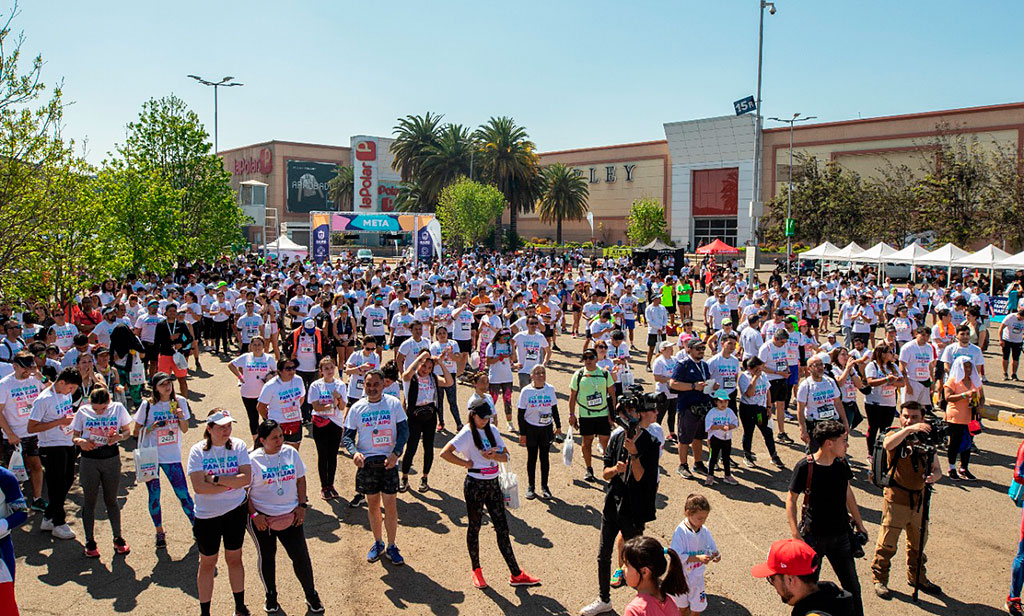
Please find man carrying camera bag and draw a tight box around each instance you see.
[579,391,660,616]
[870,401,943,599]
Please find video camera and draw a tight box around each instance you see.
[614,384,664,438]
[903,415,949,456]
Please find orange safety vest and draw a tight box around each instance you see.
[291,328,322,356]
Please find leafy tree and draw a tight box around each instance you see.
[119,95,243,258]
[418,123,474,207]
[864,162,921,248]
[391,112,443,183]
[327,165,353,211]
[915,131,990,247]
[625,197,670,245]
[763,156,866,247]
[983,142,1024,252]
[473,116,541,243]
[435,177,506,249]
[538,163,589,244]
[393,180,429,213]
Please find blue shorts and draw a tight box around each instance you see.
[787,365,799,386]
[624,319,635,331]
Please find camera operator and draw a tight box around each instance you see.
[579,388,661,616]
[870,401,943,599]
[752,538,855,616]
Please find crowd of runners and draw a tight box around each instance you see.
[0,247,1023,616]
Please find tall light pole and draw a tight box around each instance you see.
[769,112,816,273]
[187,75,243,153]
[750,1,776,267]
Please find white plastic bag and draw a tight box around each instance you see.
[133,442,159,483]
[499,463,520,510]
[172,351,189,371]
[562,424,575,467]
[620,369,635,390]
[128,353,146,386]
[8,445,27,482]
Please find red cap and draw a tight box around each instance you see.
[751,539,818,577]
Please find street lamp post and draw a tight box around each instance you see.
[750,1,775,270]
[187,75,243,153]
[768,113,816,274]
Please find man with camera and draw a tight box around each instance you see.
[870,401,943,599]
[579,386,661,616]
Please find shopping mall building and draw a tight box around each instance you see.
[221,101,1024,249]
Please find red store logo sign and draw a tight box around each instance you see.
[233,148,273,175]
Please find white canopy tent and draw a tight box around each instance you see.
[798,241,842,260]
[263,236,308,262]
[997,251,1024,270]
[916,243,970,286]
[833,242,865,260]
[884,242,931,281]
[849,242,897,263]
[953,245,1012,293]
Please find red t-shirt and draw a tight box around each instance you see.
[624,592,678,616]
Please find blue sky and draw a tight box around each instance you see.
[16,0,1024,163]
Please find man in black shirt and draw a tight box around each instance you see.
[153,303,192,398]
[752,538,855,616]
[786,420,866,616]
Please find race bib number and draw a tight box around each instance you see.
[299,343,314,355]
[372,318,383,328]
[776,358,788,372]
[283,405,301,422]
[914,364,930,381]
[460,322,471,332]
[723,376,737,390]
[372,428,393,448]
[15,402,30,418]
[585,392,604,408]
[87,429,110,446]
[539,412,552,425]
[157,427,178,446]
[817,403,837,420]
[526,347,538,360]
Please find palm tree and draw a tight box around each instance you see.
[391,112,443,183]
[418,123,475,206]
[538,163,589,244]
[393,180,429,213]
[473,116,541,244]
[327,165,353,211]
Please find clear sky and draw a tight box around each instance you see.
[15,0,1024,163]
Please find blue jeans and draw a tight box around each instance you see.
[438,383,461,428]
[1011,535,1024,599]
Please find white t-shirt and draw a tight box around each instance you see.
[0,375,43,439]
[452,308,475,341]
[230,353,274,398]
[293,331,319,372]
[429,340,459,375]
[1003,314,1024,343]
[796,377,841,421]
[652,355,678,399]
[448,423,506,481]
[512,332,548,375]
[737,371,769,406]
[390,313,414,338]
[91,320,118,347]
[398,337,432,372]
[50,323,79,351]
[343,394,407,457]
[758,342,789,380]
[29,386,76,447]
[248,445,306,516]
[345,351,380,400]
[517,383,557,427]
[705,406,738,440]
[362,306,389,336]
[864,362,899,406]
[707,354,740,394]
[308,378,347,427]
[899,341,935,383]
[939,343,984,372]
[237,315,263,343]
[670,520,718,586]
[186,437,251,519]
[258,376,307,424]
[71,402,132,447]
[486,341,515,384]
[134,397,192,464]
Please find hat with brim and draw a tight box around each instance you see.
[751,539,818,578]
[206,410,236,426]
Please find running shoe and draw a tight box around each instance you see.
[676,464,693,479]
[367,540,386,563]
[418,478,429,493]
[722,475,738,485]
[40,517,54,532]
[948,468,961,481]
[667,434,677,444]
[525,488,536,500]
[1007,597,1024,616]
[306,592,325,613]
[437,424,446,433]
[385,544,405,566]
[113,537,131,555]
[693,461,709,475]
[580,598,613,616]
[264,592,281,614]
[509,570,541,587]
[399,476,409,493]
[349,493,365,507]
[704,475,717,486]
[777,433,794,444]
[609,567,625,588]
[771,456,786,470]
[31,498,47,512]
[540,487,553,499]
[584,468,596,482]
[472,568,488,589]
[84,541,100,558]
[155,532,167,549]
[743,454,756,468]
[52,524,76,540]
[959,468,977,481]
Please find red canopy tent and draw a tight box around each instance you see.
[695,239,739,254]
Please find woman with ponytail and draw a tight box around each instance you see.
[621,535,688,616]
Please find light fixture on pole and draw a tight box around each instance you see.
[768,112,816,274]
[749,1,776,271]
[187,74,243,154]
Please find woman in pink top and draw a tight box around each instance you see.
[621,536,687,616]
[943,356,984,481]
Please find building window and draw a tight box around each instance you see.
[693,218,737,248]
[692,168,739,216]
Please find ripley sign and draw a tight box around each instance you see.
[575,163,638,184]
[233,148,273,175]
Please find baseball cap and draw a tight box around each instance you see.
[797,319,808,327]
[468,398,493,418]
[658,340,675,352]
[751,539,818,578]
[712,389,730,401]
[685,338,705,349]
[147,299,160,307]
[722,318,733,326]
[303,318,316,330]
[206,410,236,426]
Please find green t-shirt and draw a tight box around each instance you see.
[571,368,614,418]
[660,284,674,307]
[676,283,692,303]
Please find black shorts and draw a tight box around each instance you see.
[456,339,472,354]
[666,305,676,315]
[769,379,790,406]
[356,459,400,495]
[578,414,611,437]
[805,317,819,328]
[523,422,554,448]
[372,335,387,347]
[392,335,410,349]
[543,325,555,338]
[676,407,707,444]
[2,435,39,464]
[142,341,158,363]
[1003,340,1023,361]
[647,333,664,349]
[193,502,248,556]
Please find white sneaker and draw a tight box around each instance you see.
[52,524,76,540]
[40,518,54,532]
[580,598,613,616]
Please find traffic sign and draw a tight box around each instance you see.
[734,96,756,116]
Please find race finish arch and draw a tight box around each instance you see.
[309,211,441,266]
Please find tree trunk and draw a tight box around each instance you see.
[556,216,563,245]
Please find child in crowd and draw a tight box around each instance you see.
[704,389,738,486]
[621,535,688,616]
[670,494,720,616]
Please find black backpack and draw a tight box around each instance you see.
[870,427,900,488]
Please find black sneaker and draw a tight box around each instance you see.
[743,454,756,468]
[264,593,281,614]
[771,456,786,470]
[399,476,409,493]
[959,468,977,481]
[525,488,536,500]
[306,592,325,613]
[1007,598,1024,616]
[777,433,794,444]
[584,468,596,482]
[693,461,709,475]
[540,487,552,499]
[31,498,47,512]
[676,464,693,479]
[349,493,365,507]
[155,532,167,549]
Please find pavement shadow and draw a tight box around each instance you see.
[149,545,200,598]
[301,503,344,544]
[403,485,468,529]
[888,587,1007,615]
[477,584,569,615]
[543,496,602,530]
[505,510,554,549]
[29,536,155,612]
[380,563,466,615]
[702,479,786,508]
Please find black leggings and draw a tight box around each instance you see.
[524,423,553,489]
[40,446,76,526]
[402,407,437,476]
[864,403,896,456]
[246,519,317,599]
[297,371,317,422]
[211,320,231,353]
[947,422,972,469]
[242,396,260,436]
[708,436,732,476]
[739,402,778,458]
[656,397,677,436]
[464,476,520,575]
[312,421,342,489]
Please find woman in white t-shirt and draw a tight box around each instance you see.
[736,356,782,469]
[863,343,904,462]
[439,398,541,590]
[485,329,516,428]
[247,420,323,613]
[308,357,347,500]
[516,365,561,498]
[399,351,453,494]
[186,409,252,616]
[228,336,274,442]
[257,358,307,448]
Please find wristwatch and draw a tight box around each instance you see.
[298,502,308,509]
[212,475,220,485]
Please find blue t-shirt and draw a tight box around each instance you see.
[671,358,712,411]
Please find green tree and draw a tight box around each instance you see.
[473,116,541,244]
[625,197,670,246]
[916,131,990,247]
[391,112,443,183]
[327,165,353,211]
[119,95,244,258]
[983,142,1024,252]
[418,123,475,207]
[763,156,866,247]
[393,180,429,213]
[538,163,589,244]
[864,162,922,248]
[435,177,506,249]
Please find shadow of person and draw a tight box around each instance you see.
[705,593,755,615]
[380,564,466,615]
[300,503,343,544]
[543,496,603,530]
[889,586,1008,615]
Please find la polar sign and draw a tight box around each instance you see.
[354,138,378,211]
[233,147,272,175]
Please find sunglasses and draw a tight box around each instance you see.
[282,365,297,371]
